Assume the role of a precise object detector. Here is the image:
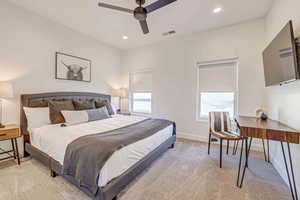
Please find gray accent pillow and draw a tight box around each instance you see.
[61,107,110,125]
[87,107,110,122]
[95,100,114,115]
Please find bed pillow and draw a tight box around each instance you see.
[49,100,75,124]
[110,103,118,115]
[23,107,50,131]
[73,99,95,110]
[61,107,110,125]
[95,100,114,115]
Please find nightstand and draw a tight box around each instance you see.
[0,125,21,165]
[117,111,131,115]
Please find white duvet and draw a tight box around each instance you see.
[30,114,173,187]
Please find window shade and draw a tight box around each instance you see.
[198,63,236,92]
[130,71,152,92]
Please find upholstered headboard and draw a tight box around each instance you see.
[20,92,111,144]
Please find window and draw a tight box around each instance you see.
[130,70,152,114]
[132,92,152,114]
[200,92,235,119]
[197,59,238,120]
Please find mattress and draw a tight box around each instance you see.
[30,114,173,187]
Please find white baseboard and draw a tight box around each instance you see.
[177,131,263,152]
[177,131,208,142]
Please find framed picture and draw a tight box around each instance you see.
[55,52,91,82]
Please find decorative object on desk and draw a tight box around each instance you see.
[55,52,91,82]
[256,108,268,120]
[0,82,14,128]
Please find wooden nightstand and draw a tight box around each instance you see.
[0,125,21,165]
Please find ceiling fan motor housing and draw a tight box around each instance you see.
[134,7,147,20]
[136,0,146,5]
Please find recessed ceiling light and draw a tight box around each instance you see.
[162,30,176,36]
[122,35,128,40]
[213,7,222,13]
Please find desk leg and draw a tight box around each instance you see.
[262,139,267,162]
[236,138,244,187]
[239,137,250,188]
[281,142,298,200]
[11,139,16,159]
[267,139,270,163]
[14,138,20,165]
[246,137,253,167]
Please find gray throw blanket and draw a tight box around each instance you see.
[63,118,175,196]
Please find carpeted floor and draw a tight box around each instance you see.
[0,140,290,200]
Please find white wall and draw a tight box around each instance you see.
[121,19,266,149]
[264,0,300,190]
[0,1,122,154]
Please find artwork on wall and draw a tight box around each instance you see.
[55,52,91,82]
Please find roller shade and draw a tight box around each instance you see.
[198,63,236,92]
[130,71,152,92]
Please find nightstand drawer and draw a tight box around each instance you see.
[0,128,20,140]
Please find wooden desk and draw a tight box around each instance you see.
[235,116,299,200]
[236,116,299,144]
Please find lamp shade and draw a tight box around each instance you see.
[114,88,128,98]
[0,82,14,98]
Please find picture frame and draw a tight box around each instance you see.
[55,52,91,82]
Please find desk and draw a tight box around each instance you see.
[235,116,299,200]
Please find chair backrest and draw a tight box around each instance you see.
[209,112,232,133]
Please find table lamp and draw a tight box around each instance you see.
[113,88,128,112]
[0,82,14,128]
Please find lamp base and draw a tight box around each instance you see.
[0,123,5,128]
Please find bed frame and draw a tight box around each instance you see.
[21,92,176,200]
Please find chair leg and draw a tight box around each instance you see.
[234,140,240,155]
[267,139,270,163]
[220,139,223,168]
[208,133,212,155]
[226,140,229,155]
[232,141,237,155]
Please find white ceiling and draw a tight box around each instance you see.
[8,0,274,49]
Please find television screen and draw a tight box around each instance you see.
[263,21,299,86]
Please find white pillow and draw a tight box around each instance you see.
[23,107,50,131]
[61,110,89,125]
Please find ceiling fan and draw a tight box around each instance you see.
[98,0,177,34]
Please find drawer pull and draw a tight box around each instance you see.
[0,133,7,137]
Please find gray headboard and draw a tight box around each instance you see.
[20,92,111,144]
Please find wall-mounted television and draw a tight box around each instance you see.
[263,21,299,87]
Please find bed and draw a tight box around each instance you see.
[21,92,176,200]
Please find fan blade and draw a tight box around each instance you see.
[98,2,134,14]
[145,0,176,13]
[139,20,149,34]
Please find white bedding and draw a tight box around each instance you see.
[30,114,173,187]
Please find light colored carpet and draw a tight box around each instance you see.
[0,140,290,200]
